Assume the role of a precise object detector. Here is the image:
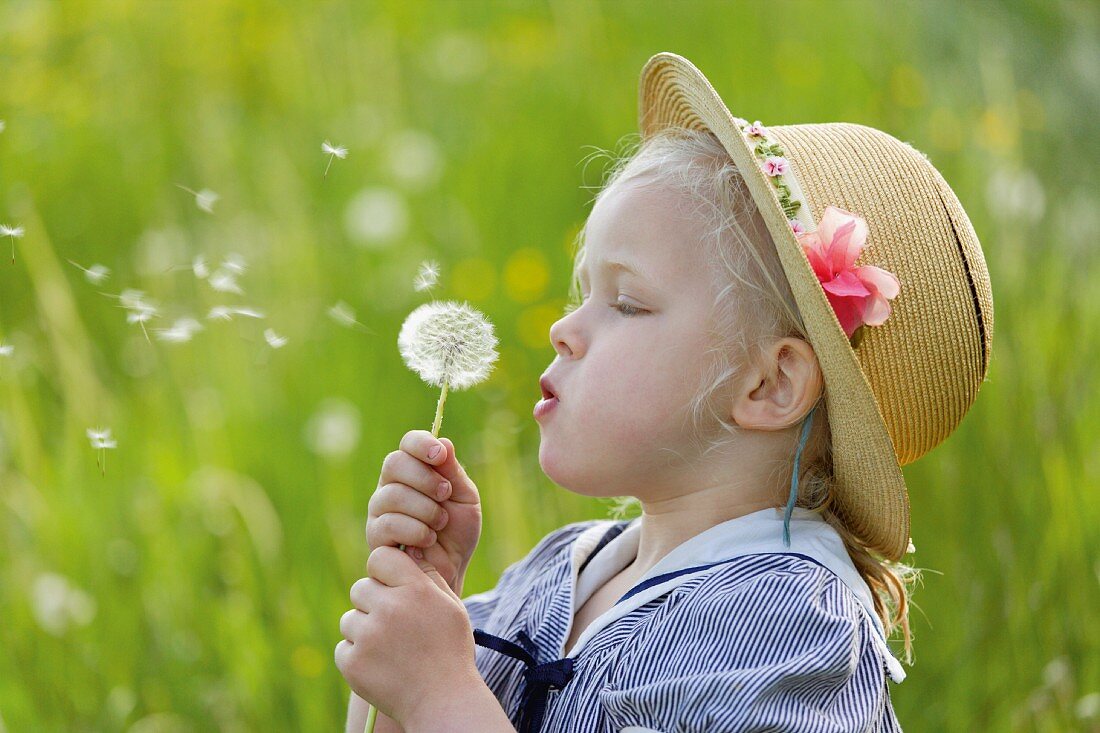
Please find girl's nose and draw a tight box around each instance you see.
[549,313,581,358]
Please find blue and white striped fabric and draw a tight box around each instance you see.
[462,507,905,732]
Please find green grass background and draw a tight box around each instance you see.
[1,0,1097,730]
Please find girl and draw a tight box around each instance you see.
[337,52,995,732]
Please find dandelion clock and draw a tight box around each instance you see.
[397,300,498,436]
[361,300,498,733]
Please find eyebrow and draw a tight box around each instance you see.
[578,257,649,281]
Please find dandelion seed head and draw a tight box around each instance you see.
[1,225,25,238]
[264,328,288,348]
[398,300,498,390]
[322,141,348,159]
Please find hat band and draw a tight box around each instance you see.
[732,118,817,237]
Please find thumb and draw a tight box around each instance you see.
[434,437,478,505]
[411,550,456,595]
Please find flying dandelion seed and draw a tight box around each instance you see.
[0,343,13,357]
[0,120,5,133]
[192,255,209,279]
[67,260,111,285]
[322,140,348,180]
[176,185,219,214]
[221,253,246,275]
[154,317,203,344]
[327,301,372,332]
[86,427,117,476]
[1,224,24,264]
[208,270,243,295]
[413,259,441,292]
[207,305,264,321]
[264,328,288,348]
[115,290,159,342]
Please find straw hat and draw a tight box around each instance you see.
[638,52,994,561]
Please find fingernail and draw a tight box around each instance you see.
[436,509,448,529]
[412,547,423,559]
[428,444,442,460]
[437,481,450,500]
[428,531,437,543]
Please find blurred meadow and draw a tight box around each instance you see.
[0,0,1098,730]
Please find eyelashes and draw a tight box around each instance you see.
[562,296,647,317]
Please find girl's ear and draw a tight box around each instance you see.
[730,338,822,430]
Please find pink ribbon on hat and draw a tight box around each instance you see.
[796,205,901,341]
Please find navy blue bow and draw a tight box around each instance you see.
[473,627,575,733]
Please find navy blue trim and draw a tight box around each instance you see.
[473,627,576,733]
[578,520,631,576]
[616,552,847,604]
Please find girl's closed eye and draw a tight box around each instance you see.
[612,299,647,317]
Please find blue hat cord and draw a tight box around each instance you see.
[783,404,818,547]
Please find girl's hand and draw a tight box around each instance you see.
[368,431,482,594]
[335,546,484,726]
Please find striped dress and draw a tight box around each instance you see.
[462,507,905,732]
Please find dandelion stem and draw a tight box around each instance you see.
[431,379,449,437]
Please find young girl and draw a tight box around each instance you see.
[337,52,994,732]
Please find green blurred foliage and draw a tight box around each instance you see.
[0,0,1097,730]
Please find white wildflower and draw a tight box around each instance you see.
[264,328,287,348]
[398,300,498,434]
[86,426,117,475]
[67,260,111,285]
[176,185,219,214]
[322,140,348,180]
[413,259,441,292]
[1,224,24,264]
[154,317,203,344]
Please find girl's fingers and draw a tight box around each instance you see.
[399,429,449,467]
[379,449,451,501]
[369,483,448,531]
[370,512,439,550]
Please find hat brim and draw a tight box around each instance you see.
[639,52,910,561]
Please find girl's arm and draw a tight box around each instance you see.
[346,681,515,733]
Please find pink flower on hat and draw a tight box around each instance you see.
[763,156,789,177]
[797,206,901,340]
[789,219,806,235]
[745,121,768,138]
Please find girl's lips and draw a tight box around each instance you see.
[533,396,559,420]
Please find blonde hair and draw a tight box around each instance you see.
[565,126,921,664]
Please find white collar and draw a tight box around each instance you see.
[565,507,906,682]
